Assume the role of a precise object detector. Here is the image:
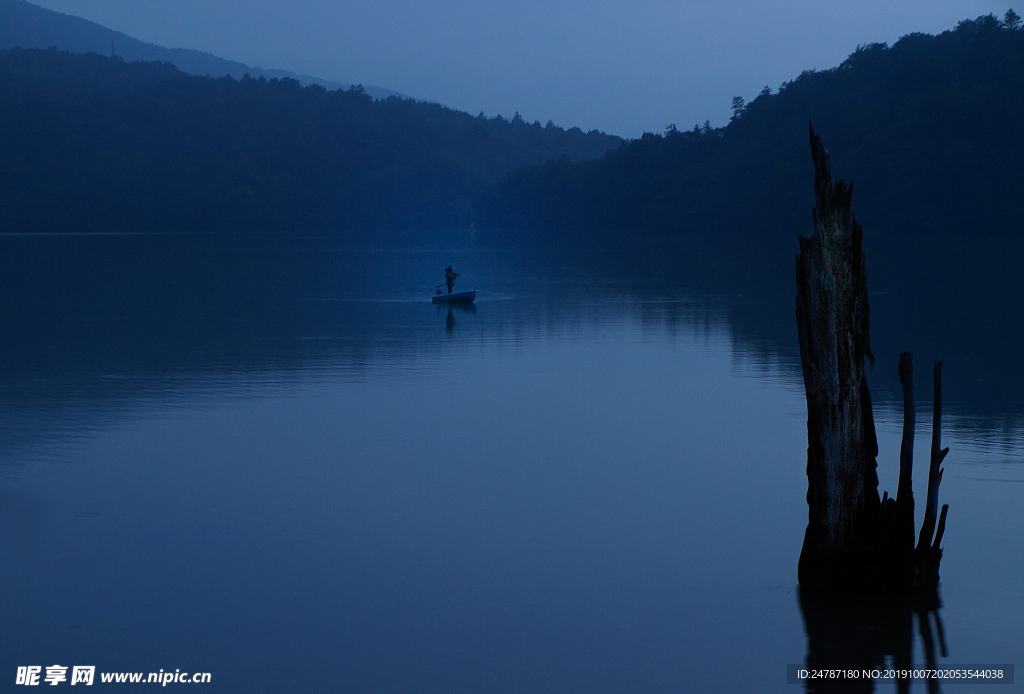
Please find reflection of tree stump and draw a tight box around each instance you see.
[799,587,946,694]
[796,124,948,591]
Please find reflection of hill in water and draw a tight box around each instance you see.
[2,233,1022,453]
[0,235,737,453]
[578,233,1024,424]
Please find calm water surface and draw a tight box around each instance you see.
[0,236,1021,692]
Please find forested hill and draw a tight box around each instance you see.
[0,48,620,235]
[479,15,1024,252]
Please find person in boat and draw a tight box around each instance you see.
[444,265,460,294]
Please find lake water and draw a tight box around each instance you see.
[0,235,1021,692]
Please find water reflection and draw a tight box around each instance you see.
[1,233,1022,692]
[439,303,476,335]
[799,588,946,693]
[0,234,743,458]
[3,232,1023,427]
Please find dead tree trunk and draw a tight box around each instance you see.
[796,124,878,588]
[796,123,949,591]
[916,361,950,586]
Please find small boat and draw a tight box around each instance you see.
[432,289,477,304]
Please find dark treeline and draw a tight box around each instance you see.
[474,14,1024,423]
[0,47,620,235]
[479,14,1024,258]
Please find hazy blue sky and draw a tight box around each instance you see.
[30,0,1007,136]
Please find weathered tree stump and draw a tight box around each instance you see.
[796,124,949,591]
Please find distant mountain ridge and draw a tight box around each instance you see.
[0,47,621,235]
[0,0,403,100]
